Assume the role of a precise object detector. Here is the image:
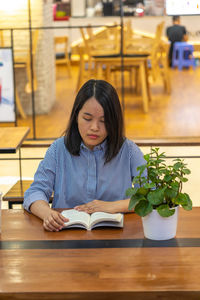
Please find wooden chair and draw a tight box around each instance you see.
[76,45,86,91]
[147,40,171,94]
[79,28,93,66]
[14,29,39,118]
[159,42,171,94]
[80,25,119,55]
[86,24,95,41]
[110,22,137,89]
[155,21,165,45]
[54,36,71,77]
[134,21,170,94]
[76,45,97,91]
[80,26,135,89]
[147,21,171,93]
[123,19,134,48]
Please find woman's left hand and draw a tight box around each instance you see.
[74,199,121,214]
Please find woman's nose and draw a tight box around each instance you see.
[90,120,99,131]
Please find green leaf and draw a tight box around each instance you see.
[173,162,183,170]
[182,193,193,211]
[173,158,181,162]
[137,164,147,175]
[157,204,175,217]
[171,182,179,192]
[179,177,188,183]
[128,194,146,210]
[182,168,191,175]
[135,200,153,217]
[174,193,188,206]
[126,188,138,197]
[165,188,177,199]
[163,174,172,182]
[144,154,150,162]
[143,182,156,189]
[147,189,165,205]
[137,187,149,196]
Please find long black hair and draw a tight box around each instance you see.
[64,79,125,163]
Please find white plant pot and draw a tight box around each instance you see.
[142,206,179,240]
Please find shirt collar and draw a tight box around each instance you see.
[80,139,107,151]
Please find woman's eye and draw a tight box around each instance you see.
[83,118,91,121]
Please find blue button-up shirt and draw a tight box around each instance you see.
[23,137,145,212]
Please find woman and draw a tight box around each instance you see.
[24,79,145,231]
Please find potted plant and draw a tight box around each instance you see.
[126,147,192,240]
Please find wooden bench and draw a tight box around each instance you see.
[3,180,53,209]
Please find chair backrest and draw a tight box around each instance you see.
[124,19,133,39]
[150,41,162,81]
[54,36,69,59]
[155,21,165,45]
[149,40,171,93]
[160,41,171,93]
[86,24,94,41]
[80,27,91,57]
[79,27,95,70]
[76,45,87,91]
[149,21,165,79]
[106,23,120,53]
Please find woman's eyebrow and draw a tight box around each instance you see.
[83,112,104,118]
[83,112,92,116]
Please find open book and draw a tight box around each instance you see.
[61,209,124,230]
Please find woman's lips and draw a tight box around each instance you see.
[88,135,99,139]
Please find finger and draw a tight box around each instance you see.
[43,220,56,232]
[61,215,69,223]
[74,205,86,211]
[76,203,96,213]
[52,213,68,226]
[84,207,94,214]
[44,218,60,232]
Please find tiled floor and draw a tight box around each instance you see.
[0,145,200,209]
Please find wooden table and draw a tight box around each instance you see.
[2,180,33,208]
[2,180,53,208]
[0,127,30,208]
[0,126,30,153]
[1,208,200,299]
[94,55,151,113]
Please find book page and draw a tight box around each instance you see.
[61,209,90,229]
[90,212,123,229]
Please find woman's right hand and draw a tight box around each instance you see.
[30,200,69,232]
[43,209,69,232]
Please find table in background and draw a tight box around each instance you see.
[0,127,30,208]
[1,208,200,299]
[0,127,30,153]
[94,55,151,113]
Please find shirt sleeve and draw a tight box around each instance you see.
[23,141,57,212]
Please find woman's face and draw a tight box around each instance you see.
[77,97,108,150]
